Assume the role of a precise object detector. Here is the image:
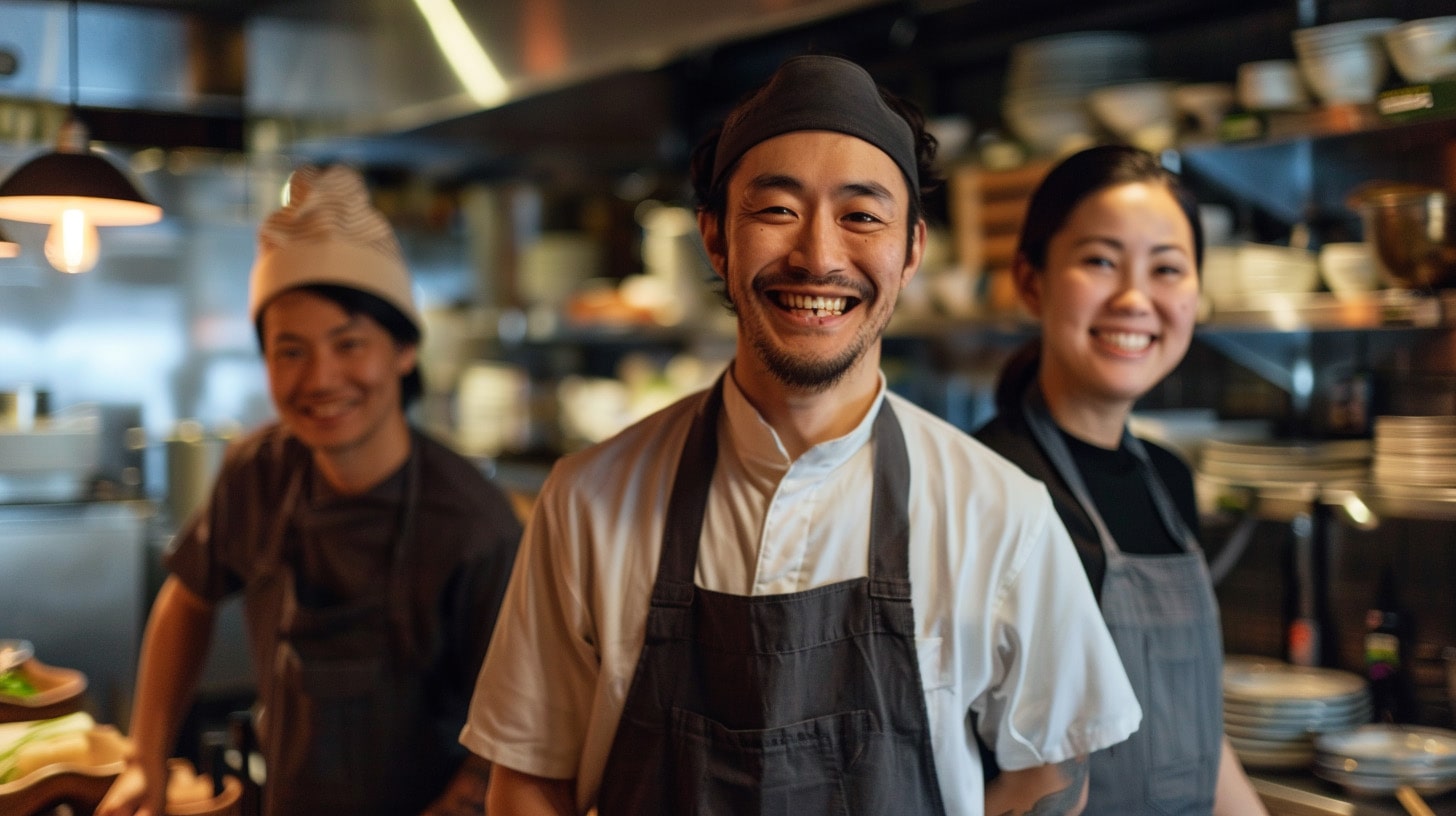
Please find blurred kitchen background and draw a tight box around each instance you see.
[3,0,1456,799]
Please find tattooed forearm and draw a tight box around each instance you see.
[990,756,1089,816]
[1027,756,1088,814]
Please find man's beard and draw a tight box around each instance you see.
[749,327,870,392]
[731,270,892,393]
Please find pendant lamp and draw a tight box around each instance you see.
[0,0,162,247]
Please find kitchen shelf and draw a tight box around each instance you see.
[1200,474,1456,525]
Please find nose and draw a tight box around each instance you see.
[1108,267,1155,314]
[299,350,342,392]
[787,211,848,276]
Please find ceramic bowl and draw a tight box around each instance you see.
[1087,81,1177,147]
[0,659,87,724]
[1385,17,1456,84]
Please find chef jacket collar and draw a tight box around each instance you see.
[721,365,887,482]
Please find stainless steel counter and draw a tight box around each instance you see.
[0,500,151,727]
[1254,770,1456,815]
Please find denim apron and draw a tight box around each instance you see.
[1022,384,1222,815]
[245,447,455,815]
[597,379,947,816]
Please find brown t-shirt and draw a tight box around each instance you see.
[164,422,522,753]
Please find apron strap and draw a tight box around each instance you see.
[653,379,725,607]
[1021,381,1199,560]
[868,400,912,600]
[652,374,913,606]
[267,438,424,657]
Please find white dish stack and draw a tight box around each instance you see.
[1314,724,1456,797]
[1001,31,1148,155]
[1200,439,1371,486]
[1372,416,1456,498]
[1223,657,1372,770]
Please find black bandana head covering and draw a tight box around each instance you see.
[710,55,919,198]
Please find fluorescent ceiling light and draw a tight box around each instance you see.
[412,0,510,107]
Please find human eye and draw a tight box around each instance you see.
[842,210,885,226]
[269,344,304,363]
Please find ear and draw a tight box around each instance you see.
[697,210,727,280]
[1011,254,1044,319]
[395,343,419,377]
[899,219,926,290]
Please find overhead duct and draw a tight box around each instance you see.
[0,0,245,148]
[245,0,886,137]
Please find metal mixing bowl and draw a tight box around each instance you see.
[1354,189,1456,289]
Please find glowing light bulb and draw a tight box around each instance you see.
[44,208,100,273]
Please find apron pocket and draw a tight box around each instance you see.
[1145,634,1216,815]
[668,707,878,816]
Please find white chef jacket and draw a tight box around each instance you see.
[462,369,1141,815]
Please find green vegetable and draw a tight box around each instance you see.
[0,670,37,698]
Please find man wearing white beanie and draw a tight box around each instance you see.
[100,166,522,816]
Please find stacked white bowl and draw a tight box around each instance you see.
[1002,31,1149,155]
[1236,59,1312,111]
[1087,80,1178,151]
[1292,19,1400,104]
[1384,16,1456,84]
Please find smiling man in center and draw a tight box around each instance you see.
[462,54,1141,815]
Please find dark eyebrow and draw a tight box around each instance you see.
[1073,236,1191,258]
[745,173,804,195]
[268,313,365,346]
[745,174,898,205]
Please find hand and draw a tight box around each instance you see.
[95,763,166,816]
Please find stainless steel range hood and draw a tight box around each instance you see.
[0,1,243,117]
[0,0,888,171]
[245,0,886,137]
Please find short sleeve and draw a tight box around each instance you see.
[975,504,1142,770]
[459,467,601,779]
[163,451,250,602]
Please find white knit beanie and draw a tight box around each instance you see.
[248,165,421,331]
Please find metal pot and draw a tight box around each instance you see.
[1352,188,1456,289]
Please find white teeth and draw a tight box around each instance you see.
[308,402,350,418]
[779,293,846,315]
[1100,331,1152,352]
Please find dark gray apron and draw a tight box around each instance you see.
[244,445,454,816]
[597,379,947,816]
[1022,385,1222,816]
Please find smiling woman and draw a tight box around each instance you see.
[975,145,1270,816]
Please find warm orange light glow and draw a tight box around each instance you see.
[44,208,100,273]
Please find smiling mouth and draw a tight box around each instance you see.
[772,292,855,317]
[1094,330,1155,352]
[302,400,354,420]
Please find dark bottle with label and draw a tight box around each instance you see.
[1364,565,1413,723]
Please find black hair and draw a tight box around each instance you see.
[688,65,942,264]
[995,145,1204,416]
[1017,144,1204,270]
[254,284,424,409]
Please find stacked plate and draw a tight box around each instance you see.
[1201,439,1371,487]
[1002,31,1149,154]
[1314,724,1456,796]
[1373,415,1456,489]
[1223,657,1372,769]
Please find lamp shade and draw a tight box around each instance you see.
[0,150,162,226]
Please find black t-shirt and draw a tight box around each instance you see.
[975,414,1201,599]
